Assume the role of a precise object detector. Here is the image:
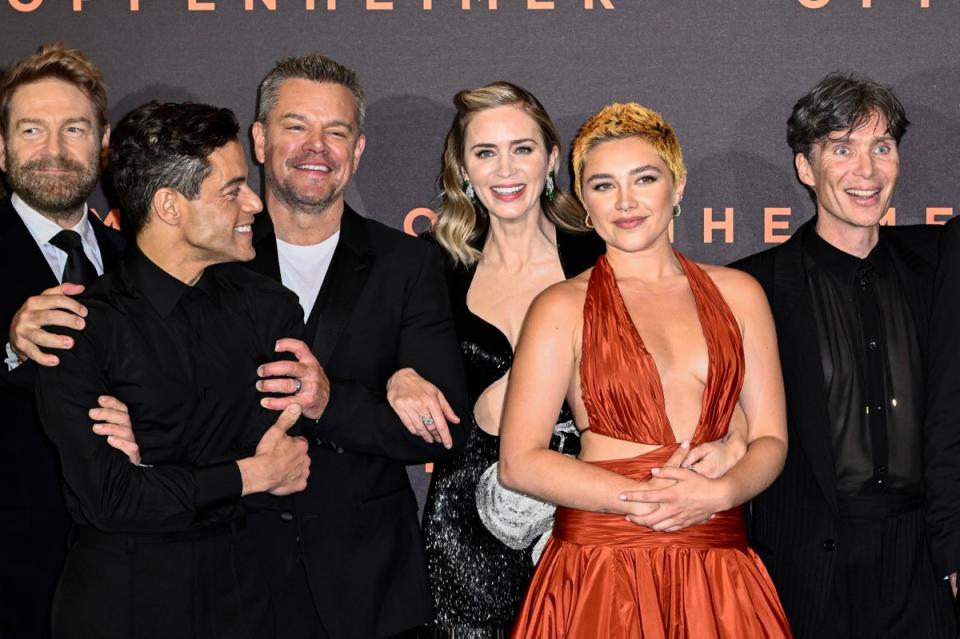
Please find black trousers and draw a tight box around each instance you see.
[51,523,273,639]
[820,502,956,639]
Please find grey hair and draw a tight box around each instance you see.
[256,53,365,132]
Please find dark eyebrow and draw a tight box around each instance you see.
[586,164,662,182]
[279,113,354,131]
[14,116,93,127]
[219,176,245,192]
[824,133,895,145]
[469,138,538,151]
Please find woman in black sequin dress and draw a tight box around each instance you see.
[404,82,604,638]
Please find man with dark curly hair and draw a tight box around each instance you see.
[36,101,325,639]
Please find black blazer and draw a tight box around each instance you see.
[246,206,469,639]
[0,195,124,638]
[923,215,960,582]
[731,218,940,637]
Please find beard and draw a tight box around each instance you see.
[4,146,100,221]
[264,155,346,216]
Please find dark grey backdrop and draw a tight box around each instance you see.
[3,0,958,505]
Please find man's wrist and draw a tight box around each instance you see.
[236,457,266,496]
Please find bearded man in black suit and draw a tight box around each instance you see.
[0,43,124,639]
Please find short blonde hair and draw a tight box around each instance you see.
[571,102,686,199]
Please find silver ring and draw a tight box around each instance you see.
[420,415,435,427]
[292,378,302,394]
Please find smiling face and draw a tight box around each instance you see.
[0,78,106,221]
[796,112,899,233]
[177,140,263,266]
[580,135,683,254]
[252,78,365,216]
[462,104,558,223]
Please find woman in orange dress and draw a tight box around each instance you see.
[499,103,793,638]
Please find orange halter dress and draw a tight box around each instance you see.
[510,253,792,638]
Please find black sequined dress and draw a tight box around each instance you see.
[419,228,603,638]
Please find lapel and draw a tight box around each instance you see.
[309,205,372,365]
[770,220,839,512]
[0,196,59,297]
[882,227,935,338]
[247,205,373,366]
[89,209,126,269]
[249,212,283,282]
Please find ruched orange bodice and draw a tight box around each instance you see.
[511,253,791,638]
[580,251,744,448]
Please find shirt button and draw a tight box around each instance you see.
[823,539,836,551]
[280,511,294,522]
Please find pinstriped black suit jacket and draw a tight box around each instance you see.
[731,217,942,637]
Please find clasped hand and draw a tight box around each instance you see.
[256,338,330,420]
[617,437,741,533]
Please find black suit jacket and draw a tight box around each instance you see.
[246,206,469,639]
[731,218,941,637]
[923,215,960,581]
[0,195,125,638]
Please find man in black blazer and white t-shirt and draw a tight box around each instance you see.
[242,54,468,639]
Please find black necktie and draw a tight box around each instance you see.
[50,229,98,286]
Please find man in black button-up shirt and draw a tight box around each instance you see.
[733,74,955,638]
[36,102,325,639]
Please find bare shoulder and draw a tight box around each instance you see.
[696,262,769,315]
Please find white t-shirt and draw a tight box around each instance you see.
[276,231,341,319]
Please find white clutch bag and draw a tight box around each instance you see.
[475,420,578,564]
